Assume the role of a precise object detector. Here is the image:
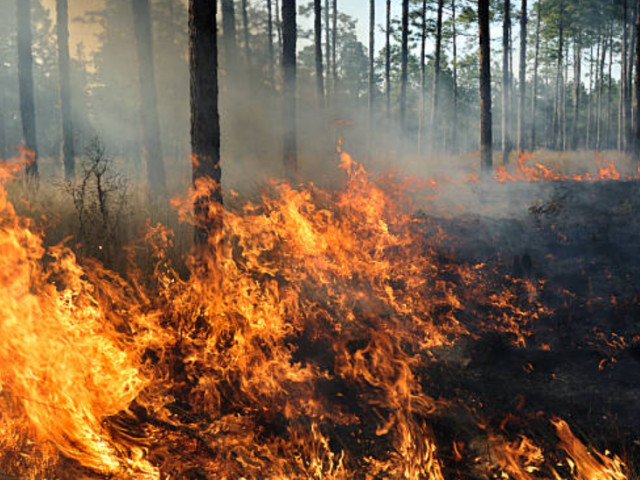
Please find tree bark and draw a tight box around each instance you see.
[368,0,375,129]
[314,0,324,106]
[221,0,237,72]
[597,32,607,151]
[418,0,427,154]
[479,0,493,171]
[502,0,512,163]
[517,0,527,153]
[571,38,581,150]
[282,0,297,175]
[56,0,74,179]
[620,0,628,150]
[132,0,167,196]
[431,0,444,145]
[586,45,594,149]
[325,0,331,99]
[451,0,459,152]
[531,0,541,150]
[552,0,564,150]
[16,0,38,178]
[385,0,391,120]
[241,0,251,68]
[189,0,222,245]
[400,0,409,132]
[633,0,640,154]
[267,0,275,85]
[606,21,614,149]
[332,0,337,94]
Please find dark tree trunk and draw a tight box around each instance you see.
[431,0,444,141]
[451,0,459,152]
[16,0,38,178]
[502,0,511,163]
[56,0,74,179]
[571,38,582,150]
[276,0,282,60]
[241,0,251,68]
[531,0,541,150]
[385,0,391,120]
[267,0,275,85]
[479,0,492,171]
[368,0,375,128]
[552,0,564,150]
[314,0,324,106]
[621,0,628,150]
[517,0,527,153]
[633,0,640,155]
[418,0,427,154]
[325,0,331,99]
[587,45,594,149]
[132,0,167,196]
[282,0,297,175]
[221,0,238,73]
[606,22,614,149]
[189,0,222,245]
[332,0,337,94]
[400,0,409,132]
[597,32,607,151]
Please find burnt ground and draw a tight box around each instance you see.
[424,180,640,476]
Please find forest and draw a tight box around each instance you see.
[2,0,640,479]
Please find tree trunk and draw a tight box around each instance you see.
[132,0,167,196]
[597,32,607,151]
[56,0,74,179]
[502,0,511,163]
[267,0,275,85]
[451,0,459,152]
[282,0,297,175]
[586,45,594,150]
[479,0,492,171]
[606,21,614,149]
[332,0,337,95]
[631,1,638,137]
[189,0,222,245]
[276,0,282,60]
[517,0,527,153]
[552,0,564,150]
[221,0,237,72]
[531,0,541,151]
[621,0,628,150]
[633,0,640,153]
[241,0,251,68]
[325,0,331,99]
[431,0,444,146]
[418,0,427,155]
[571,38,581,150]
[314,0,324,106]
[385,0,391,120]
[400,0,409,132]
[16,0,38,178]
[368,0,375,129]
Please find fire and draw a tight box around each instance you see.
[0,150,633,478]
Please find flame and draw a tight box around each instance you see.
[0,150,633,478]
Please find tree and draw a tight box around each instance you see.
[400,0,409,132]
[517,0,527,152]
[479,0,492,171]
[502,0,512,164]
[325,0,331,97]
[56,0,74,179]
[132,0,167,196]
[431,0,444,143]
[369,0,375,128]
[314,0,325,105]
[634,0,640,153]
[418,0,427,154]
[241,0,251,67]
[282,0,297,175]
[386,0,392,119]
[189,0,222,245]
[267,0,275,85]
[332,0,338,94]
[17,0,38,178]
[531,0,541,150]
[221,0,237,72]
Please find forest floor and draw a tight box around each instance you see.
[423,178,640,477]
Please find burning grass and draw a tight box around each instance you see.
[0,149,637,479]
